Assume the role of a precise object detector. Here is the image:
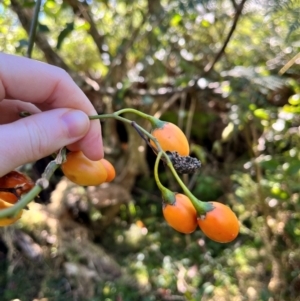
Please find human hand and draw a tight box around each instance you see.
[0,53,103,177]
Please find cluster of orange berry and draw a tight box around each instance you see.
[0,115,239,244]
[0,154,116,227]
[149,120,239,243]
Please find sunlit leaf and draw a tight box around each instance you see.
[221,122,234,142]
[170,14,182,26]
[254,108,269,120]
[201,20,210,27]
[283,104,300,113]
[288,94,300,105]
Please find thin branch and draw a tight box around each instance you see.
[230,0,238,10]
[185,96,196,142]
[203,0,247,73]
[26,0,42,58]
[279,52,300,75]
[154,93,181,119]
[10,0,71,71]
[78,3,107,56]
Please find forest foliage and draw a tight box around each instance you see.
[0,0,300,300]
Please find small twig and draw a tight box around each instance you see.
[131,121,153,149]
[203,0,247,73]
[279,52,300,75]
[77,3,107,56]
[26,0,42,58]
[185,96,196,142]
[154,93,181,119]
[230,0,238,10]
[187,171,201,191]
[10,0,71,71]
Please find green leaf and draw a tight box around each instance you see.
[254,108,269,120]
[259,158,278,171]
[56,22,74,50]
[283,104,300,113]
[38,23,50,33]
[221,122,235,142]
[170,14,182,26]
[201,20,210,27]
[286,161,300,175]
[288,94,300,105]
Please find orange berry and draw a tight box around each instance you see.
[163,193,197,234]
[61,151,108,186]
[150,122,189,156]
[0,198,23,227]
[0,171,34,194]
[101,158,116,182]
[197,202,239,243]
[0,192,18,204]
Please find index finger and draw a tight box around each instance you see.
[0,53,103,160]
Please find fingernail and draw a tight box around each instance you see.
[62,110,89,138]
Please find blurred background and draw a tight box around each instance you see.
[0,0,300,300]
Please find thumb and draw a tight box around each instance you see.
[0,108,89,176]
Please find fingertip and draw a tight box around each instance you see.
[61,109,90,138]
[67,119,104,160]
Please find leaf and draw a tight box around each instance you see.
[201,20,210,27]
[56,22,74,50]
[283,104,300,113]
[259,158,278,171]
[38,23,50,33]
[221,122,235,142]
[170,14,182,26]
[286,161,300,175]
[288,94,300,105]
[254,108,269,120]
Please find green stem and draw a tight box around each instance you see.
[89,113,163,152]
[0,148,66,220]
[1,185,43,219]
[90,112,212,215]
[112,108,154,122]
[154,152,166,192]
[154,152,176,205]
[164,153,213,215]
[90,114,131,124]
[91,108,164,128]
